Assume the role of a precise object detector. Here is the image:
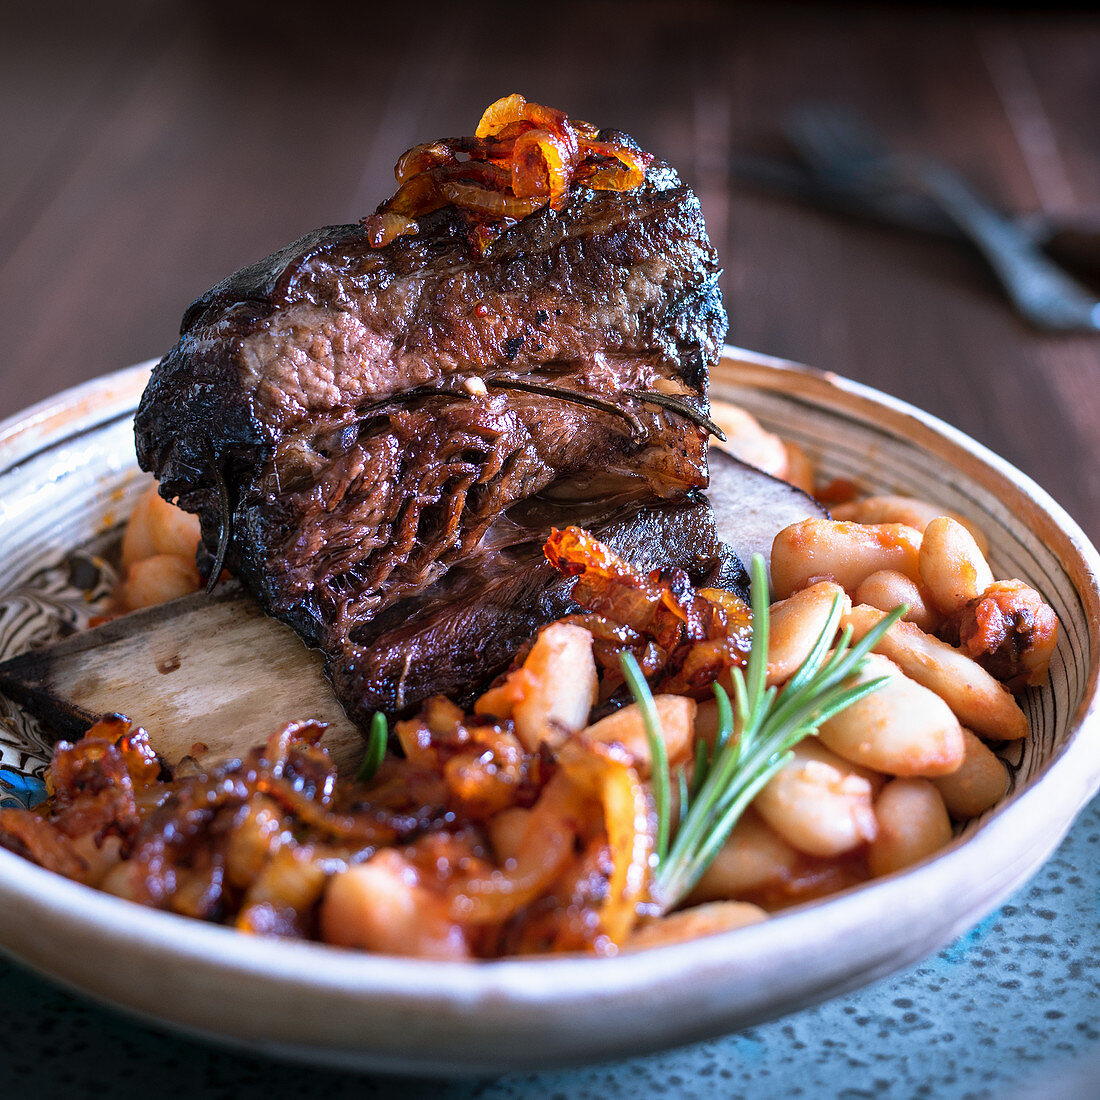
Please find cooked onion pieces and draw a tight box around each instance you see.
[448,770,582,924]
[557,739,653,947]
[544,525,752,696]
[362,94,654,250]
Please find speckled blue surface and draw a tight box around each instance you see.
[2,796,1097,1100]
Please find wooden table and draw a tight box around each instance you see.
[2,3,1098,1095]
[3,2,1098,541]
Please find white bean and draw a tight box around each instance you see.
[100,860,143,901]
[771,519,922,600]
[121,484,202,568]
[68,833,123,888]
[709,400,789,477]
[581,694,695,777]
[120,485,159,569]
[753,741,878,857]
[854,569,941,634]
[119,553,201,611]
[931,729,1009,820]
[767,582,849,686]
[817,653,965,776]
[320,851,470,959]
[625,901,767,949]
[842,604,1029,741]
[832,495,989,554]
[782,440,816,495]
[148,492,202,561]
[868,778,953,876]
[792,737,887,796]
[487,807,530,864]
[688,808,803,902]
[421,695,465,736]
[509,623,598,752]
[918,517,994,615]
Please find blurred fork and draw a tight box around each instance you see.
[784,104,1100,334]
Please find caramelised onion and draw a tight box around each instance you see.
[362,94,654,250]
[543,526,752,699]
[556,739,653,947]
[448,770,584,924]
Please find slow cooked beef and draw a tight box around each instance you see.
[134,100,733,720]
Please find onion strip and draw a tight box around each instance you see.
[556,739,653,946]
[363,95,654,250]
[448,771,583,924]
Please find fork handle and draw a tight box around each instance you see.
[914,162,1099,333]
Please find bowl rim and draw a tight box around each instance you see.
[0,347,1098,1014]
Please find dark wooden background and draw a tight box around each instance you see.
[3,1,1098,541]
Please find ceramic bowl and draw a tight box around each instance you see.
[0,347,1097,1075]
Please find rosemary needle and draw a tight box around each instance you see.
[356,711,389,783]
[623,554,907,914]
[622,655,671,863]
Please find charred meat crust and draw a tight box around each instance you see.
[135,137,729,719]
[137,152,720,497]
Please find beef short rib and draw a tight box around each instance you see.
[135,122,730,720]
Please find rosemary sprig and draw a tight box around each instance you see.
[355,711,389,783]
[623,554,907,913]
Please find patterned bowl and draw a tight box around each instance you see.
[0,348,1097,1075]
